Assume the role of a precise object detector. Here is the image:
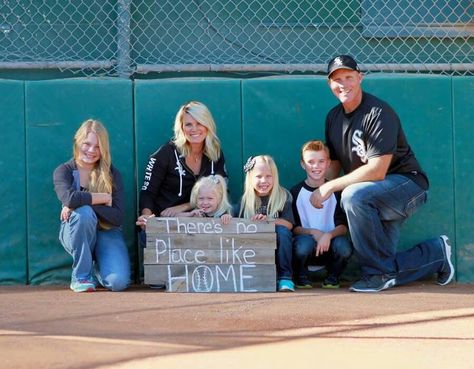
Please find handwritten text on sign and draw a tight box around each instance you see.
[155,237,257,264]
[156,217,262,234]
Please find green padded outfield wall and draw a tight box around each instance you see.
[134,78,243,204]
[242,76,333,182]
[0,80,27,284]
[0,75,471,284]
[453,77,474,283]
[25,79,135,284]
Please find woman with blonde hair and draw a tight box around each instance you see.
[236,155,295,292]
[137,101,227,227]
[53,119,130,292]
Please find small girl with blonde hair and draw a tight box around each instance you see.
[177,174,232,224]
[238,155,295,292]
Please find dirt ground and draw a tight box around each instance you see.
[0,282,473,369]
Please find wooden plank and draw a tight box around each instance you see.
[144,264,276,292]
[144,246,275,265]
[145,233,277,250]
[146,217,275,234]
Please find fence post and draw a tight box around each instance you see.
[116,0,132,78]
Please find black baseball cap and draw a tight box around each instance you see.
[327,55,360,77]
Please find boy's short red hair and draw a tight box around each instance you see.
[300,140,330,160]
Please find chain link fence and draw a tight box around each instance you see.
[1,0,472,77]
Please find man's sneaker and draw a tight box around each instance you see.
[278,279,295,292]
[349,274,396,293]
[296,278,313,289]
[437,235,455,286]
[322,276,340,289]
[70,279,96,293]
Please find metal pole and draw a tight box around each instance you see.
[116,0,132,78]
[0,61,115,69]
[135,63,474,74]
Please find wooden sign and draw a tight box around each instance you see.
[144,217,276,292]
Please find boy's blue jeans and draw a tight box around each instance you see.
[340,174,446,285]
[293,234,352,281]
[59,205,130,291]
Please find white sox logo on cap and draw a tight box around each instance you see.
[333,57,343,66]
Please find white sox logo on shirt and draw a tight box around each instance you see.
[351,107,382,163]
[351,130,368,163]
[363,107,382,126]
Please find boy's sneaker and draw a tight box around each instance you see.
[70,279,96,293]
[296,278,313,289]
[322,276,340,289]
[437,235,455,286]
[278,279,295,292]
[349,274,396,293]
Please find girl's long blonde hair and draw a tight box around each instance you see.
[172,101,221,162]
[73,119,113,194]
[190,174,231,217]
[239,155,287,219]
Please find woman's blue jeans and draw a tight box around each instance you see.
[293,234,352,281]
[340,174,445,285]
[59,205,130,291]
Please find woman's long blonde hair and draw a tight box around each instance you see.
[73,119,113,194]
[190,175,231,217]
[172,101,221,162]
[239,155,287,219]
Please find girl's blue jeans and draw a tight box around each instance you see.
[276,225,293,280]
[59,205,130,291]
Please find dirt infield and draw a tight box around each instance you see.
[0,282,473,369]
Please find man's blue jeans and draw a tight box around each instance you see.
[59,205,130,291]
[340,174,445,285]
[293,234,352,281]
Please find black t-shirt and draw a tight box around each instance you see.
[325,92,428,190]
[257,191,294,225]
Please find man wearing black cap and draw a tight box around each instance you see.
[310,55,454,292]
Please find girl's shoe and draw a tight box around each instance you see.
[278,279,295,292]
[70,279,96,293]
